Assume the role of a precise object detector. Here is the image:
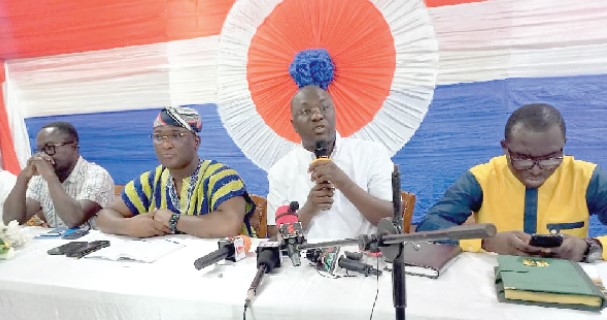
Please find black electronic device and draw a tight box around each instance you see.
[66,240,111,258]
[529,234,564,248]
[47,241,89,255]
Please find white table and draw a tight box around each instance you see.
[0,228,605,320]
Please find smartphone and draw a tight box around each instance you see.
[66,240,110,258]
[529,234,564,248]
[47,241,89,255]
[35,228,67,239]
[62,228,90,240]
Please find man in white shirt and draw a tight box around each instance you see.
[0,169,17,221]
[267,85,394,241]
[3,122,114,228]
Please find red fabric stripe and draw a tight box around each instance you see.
[0,0,235,60]
[0,60,21,173]
[425,0,487,7]
[0,0,488,60]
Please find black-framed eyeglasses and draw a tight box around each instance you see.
[150,132,191,144]
[506,148,563,170]
[36,141,75,156]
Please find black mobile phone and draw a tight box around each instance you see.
[66,240,111,258]
[47,241,89,255]
[529,234,564,248]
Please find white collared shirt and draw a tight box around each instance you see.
[26,156,114,228]
[267,135,394,241]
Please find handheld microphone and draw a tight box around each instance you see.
[275,201,306,266]
[245,241,281,308]
[337,256,383,277]
[314,140,329,159]
[305,247,340,274]
[194,235,252,270]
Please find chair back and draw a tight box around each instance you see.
[401,191,416,233]
[249,194,268,238]
[114,185,124,196]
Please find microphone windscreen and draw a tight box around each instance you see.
[275,205,298,225]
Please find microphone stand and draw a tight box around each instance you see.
[390,165,406,320]
[298,221,497,320]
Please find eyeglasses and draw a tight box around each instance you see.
[506,148,563,170]
[151,132,191,144]
[36,141,75,156]
[296,105,332,120]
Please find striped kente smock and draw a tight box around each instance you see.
[121,159,255,236]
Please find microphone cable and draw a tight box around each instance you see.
[369,254,380,320]
[243,242,281,320]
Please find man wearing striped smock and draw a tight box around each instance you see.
[97,107,255,238]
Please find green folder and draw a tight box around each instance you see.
[495,255,607,311]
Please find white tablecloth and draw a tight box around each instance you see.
[0,228,605,320]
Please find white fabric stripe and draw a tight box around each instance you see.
[5,36,220,119]
[3,74,31,168]
[167,37,219,107]
[430,0,607,84]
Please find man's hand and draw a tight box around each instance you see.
[482,231,543,256]
[23,153,55,180]
[542,234,587,261]
[308,159,350,190]
[305,182,335,212]
[22,158,38,180]
[30,154,57,182]
[126,212,169,238]
[153,208,174,228]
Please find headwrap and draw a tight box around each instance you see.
[153,106,202,133]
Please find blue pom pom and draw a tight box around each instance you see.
[289,48,335,90]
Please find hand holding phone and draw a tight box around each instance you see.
[529,234,564,248]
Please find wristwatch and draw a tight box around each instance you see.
[583,238,603,263]
[168,213,181,233]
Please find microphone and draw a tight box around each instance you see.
[245,241,281,308]
[275,201,299,224]
[314,140,329,159]
[337,256,383,277]
[194,235,252,270]
[305,247,340,274]
[275,201,306,266]
[299,223,497,251]
[380,223,497,245]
